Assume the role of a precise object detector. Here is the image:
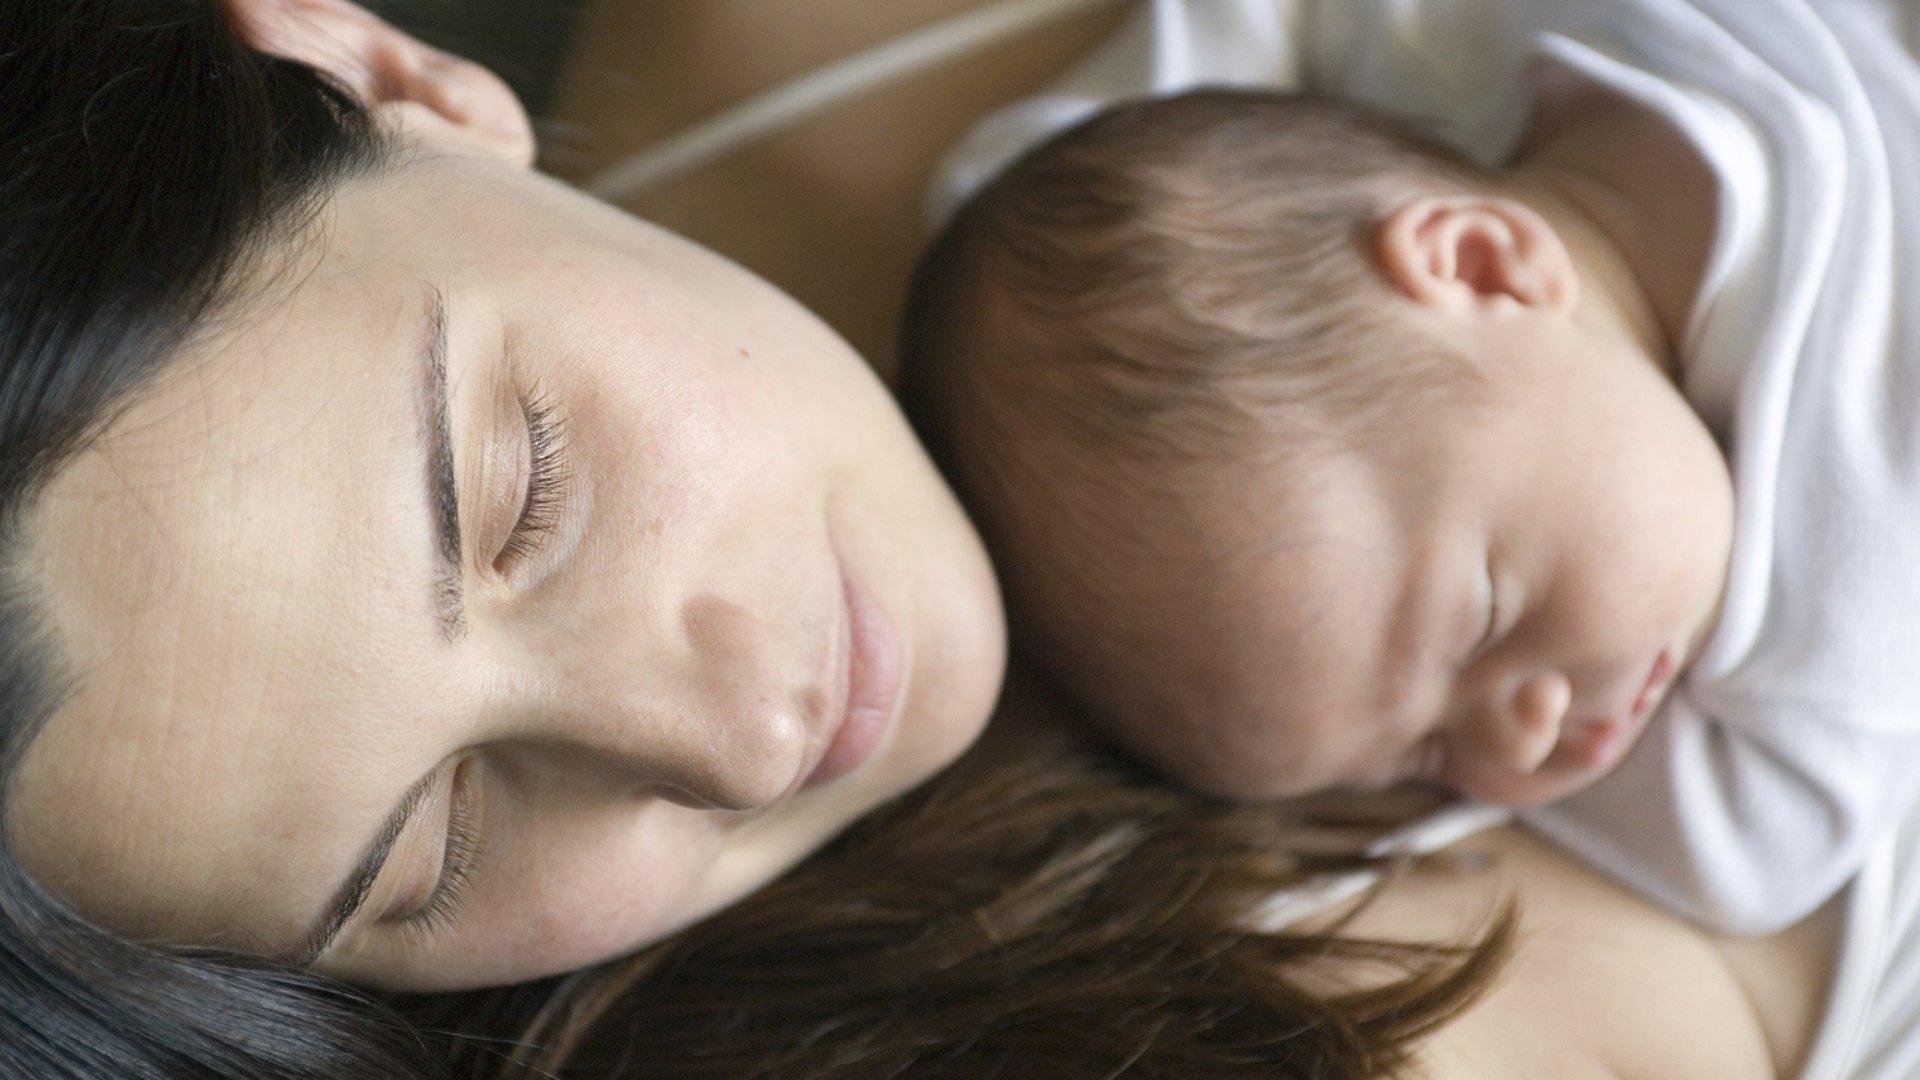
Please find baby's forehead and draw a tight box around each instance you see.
[1009,431,1380,627]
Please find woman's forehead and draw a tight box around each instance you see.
[7,215,460,953]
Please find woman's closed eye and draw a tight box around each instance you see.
[495,392,570,571]
[391,759,483,945]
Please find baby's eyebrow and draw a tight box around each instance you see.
[1379,541,1446,706]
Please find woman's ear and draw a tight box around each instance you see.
[224,0,536,166]
[1376,195,1577,317]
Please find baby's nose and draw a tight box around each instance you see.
[1484,671,1571,774]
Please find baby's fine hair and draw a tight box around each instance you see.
[900,90,1505,733]
[902,89,1499,477]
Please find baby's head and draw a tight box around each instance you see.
[902,90,1733,807]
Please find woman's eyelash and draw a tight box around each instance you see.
[399,778,480,942]
[498,394,570,567]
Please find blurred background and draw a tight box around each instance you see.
[365,0,587,115]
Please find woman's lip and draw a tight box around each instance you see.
[802,570,901,790]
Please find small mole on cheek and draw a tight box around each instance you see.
[739,347,751,360]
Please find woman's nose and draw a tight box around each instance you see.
[552,595,815,812]
[1475,670,1571,776]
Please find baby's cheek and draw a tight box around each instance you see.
[1145,709,1324,800]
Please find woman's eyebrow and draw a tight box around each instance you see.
[287,772,437,966]
[285,288,466,965]
[420,284,467,641]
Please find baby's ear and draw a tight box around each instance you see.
[1376,195,1577,317]
[224,0,536,166]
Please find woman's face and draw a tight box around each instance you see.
[9,141,1004,990]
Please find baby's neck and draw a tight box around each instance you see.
[1507,68,1718,380]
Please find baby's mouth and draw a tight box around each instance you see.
[1630,650,1677,723]
[1552,651,1677,773]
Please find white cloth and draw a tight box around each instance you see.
[1800,792,1920,1080]
[928,0,1920,945]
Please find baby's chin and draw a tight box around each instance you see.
[1554,717,1635,774]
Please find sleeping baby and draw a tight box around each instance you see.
[901,0,1920,935]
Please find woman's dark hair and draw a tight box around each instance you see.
[0,2,448,1076]
[0,6,1509,1076]
[412,693,1511,1079]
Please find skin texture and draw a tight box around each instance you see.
[8,0,1004,993]
[1012,172,1732,809]
[1329,823,1836,1080]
